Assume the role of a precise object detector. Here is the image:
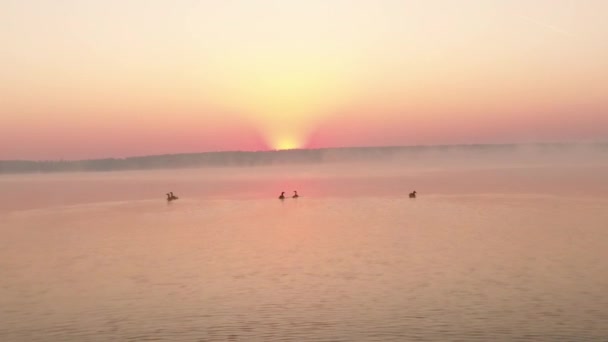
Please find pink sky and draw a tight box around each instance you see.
[1,0,607,160]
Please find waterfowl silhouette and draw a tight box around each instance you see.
[409,191,417,198]
[278,192,285,200]
[167,192,179,201]
[292,191,299,198]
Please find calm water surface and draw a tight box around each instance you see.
[1,166,608,341]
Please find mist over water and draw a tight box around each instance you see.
[1,147,608,341]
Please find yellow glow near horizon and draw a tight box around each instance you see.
[274,137,301,150]
[206,52,359,149]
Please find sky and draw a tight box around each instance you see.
[1,0,607,160]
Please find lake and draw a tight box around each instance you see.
[1,163,608,341]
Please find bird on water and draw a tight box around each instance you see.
[292,191,299,198]
[166,192,179,201]
[409,191,417,198]
[279,192,285,200]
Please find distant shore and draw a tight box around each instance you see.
[1,143,606,174]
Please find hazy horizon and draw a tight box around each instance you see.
[2,142,607,175]
[3,140,607,161]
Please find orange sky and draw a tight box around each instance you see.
[1,0,607,160]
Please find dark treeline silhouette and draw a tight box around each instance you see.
[1,143,606,174]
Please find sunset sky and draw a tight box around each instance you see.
[1,0,607,160]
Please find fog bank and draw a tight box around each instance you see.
[2,143,607,174]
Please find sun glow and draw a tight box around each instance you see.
[273,136,302,150]
[204,52,359,151]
